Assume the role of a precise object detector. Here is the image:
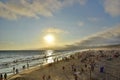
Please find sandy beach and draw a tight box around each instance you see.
[8,49,120,80]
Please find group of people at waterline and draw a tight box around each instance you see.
[0,63,29,80]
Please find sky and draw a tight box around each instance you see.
[0,0,120,50]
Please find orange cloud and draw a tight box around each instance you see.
[42,27,69,34]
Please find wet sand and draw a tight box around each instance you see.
[8,49,120,80]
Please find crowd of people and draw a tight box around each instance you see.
[45,49,120,80]
[40,49,120,80]
[2,49,120,80]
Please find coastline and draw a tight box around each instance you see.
[8,48,120,80]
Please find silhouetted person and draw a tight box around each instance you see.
[16,69,19,74]
[13,67,15,74]
[0,74,3,80]
[27,63,29,69]
[74,75,78,80]
[47,75,51,80]
[71,64,75,71]
[100,66,104,73]
[90,63,94,72]
[62,66,65,71]
[4,73,7,80]
[73,73,78,80]
[22,65,26,70]
[74,68,76,72]
[85,64,87,68]
[81,67,84,73]
[42,75,46,80]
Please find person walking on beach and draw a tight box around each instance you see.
[100,66,104,73]
[71,64,75,72]
[62,66,65,71]
[0,73,3,80]
[13,67,15,74]
[90,63,94,72]
[47,75,51,80]
[4,73,7,80]
[22,65,26,70]
[27,62,29,69]
[42,75,46,80]
[74,75,78,80]
[16,69,19,74]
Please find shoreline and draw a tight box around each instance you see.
[8,48,120,80]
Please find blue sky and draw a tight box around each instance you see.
[0,0,120,50]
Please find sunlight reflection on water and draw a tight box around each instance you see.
[46,50,54,63]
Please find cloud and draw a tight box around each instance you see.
[58,0,87,6]
[0,0,60,19]
[79,24,120,46]
[78,0,88,5]
[42,27,69,34]
[65,24,120,49]
[104,0,120,17]
[88,17,99,22]
[0,0,88,20]
[78,21,84,27]
[0,2,17,20]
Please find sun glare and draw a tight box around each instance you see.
[44,34,55,44]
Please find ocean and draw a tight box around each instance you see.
[0,50,77,75]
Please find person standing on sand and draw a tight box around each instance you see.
[0,73,3,80]
[62,66,65,71]
[27,62,29,69]
[73,72,78,80]
[47,75,51,80]
[42,75,46,80]
[16,69,19,74]
[100,66,104,73]
[71,64,74,71]
[4,73,7,80]
[90,63,94,72]
[74,75,78,80]
[13,67,15,74]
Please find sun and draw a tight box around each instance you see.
[44,34,55,44]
